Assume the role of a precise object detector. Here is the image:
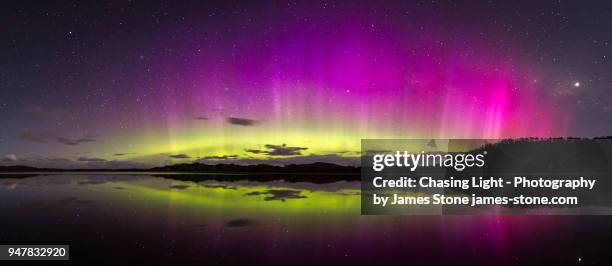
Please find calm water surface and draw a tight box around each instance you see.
[0,174,609,265]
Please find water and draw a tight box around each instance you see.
[0,174,609,265]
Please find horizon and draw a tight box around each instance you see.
[0,160,361,170]
[5,136,612,169]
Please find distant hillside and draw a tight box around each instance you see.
[0,162,360,174]
[0,165,57,172]
[466,137,612,173]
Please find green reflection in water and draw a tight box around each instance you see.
[97,178,361,222]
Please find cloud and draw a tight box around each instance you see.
[264,144,308,156]
[114,152,136,156]
[56,135,97,146]
[17,130,97,146]
[200,155,239,160]
[200,183,237,190]
[195,153,360,166]
[77,157,107,162]
[246,144,308,156]
[169,154,191,159]
[361,149,393,155]
[227,117,259,126]
[46,157,72,163]
[427,139,438,148]
[244,189,307,201]
[3,154,18,162]
[23,105,67,119]
[169,185,190,190]
[194,116,209,120]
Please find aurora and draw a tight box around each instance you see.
[2,1,612,264]
[0,0,592,169]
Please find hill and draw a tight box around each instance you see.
[0,162,360,174]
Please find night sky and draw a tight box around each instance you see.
[1,0,611,168]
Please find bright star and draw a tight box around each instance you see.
[574,82,580,87]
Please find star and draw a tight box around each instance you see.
[574,82,580,87]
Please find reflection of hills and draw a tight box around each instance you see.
[152,173,358,184]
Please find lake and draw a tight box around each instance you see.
[0,174,609,265]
